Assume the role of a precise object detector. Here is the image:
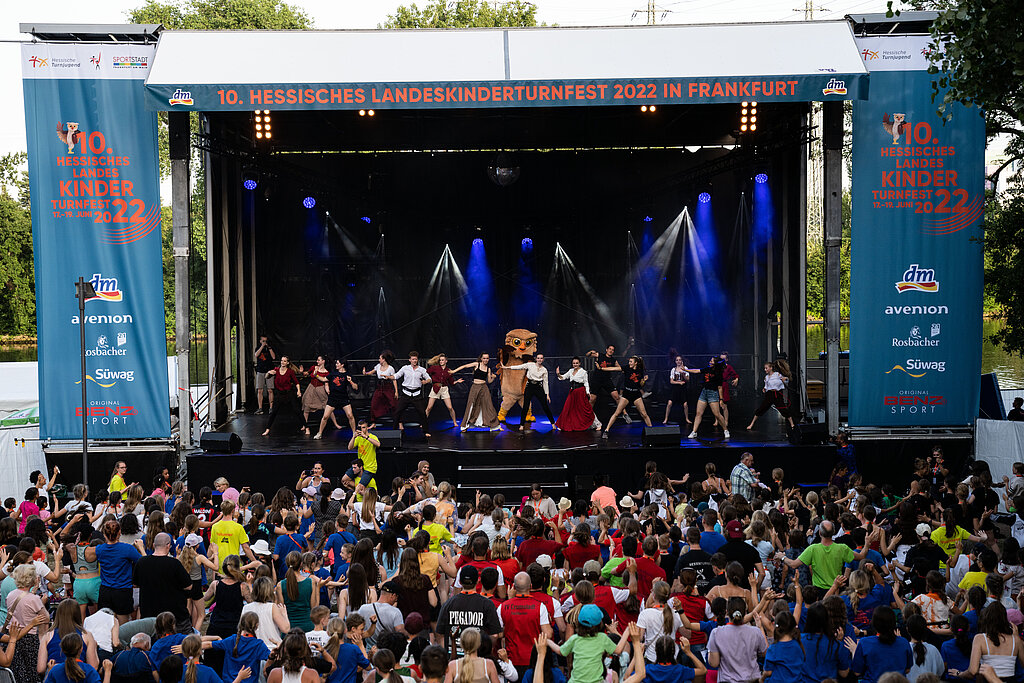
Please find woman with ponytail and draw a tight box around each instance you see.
[706,597,767,683]
[149,611,187,671]
[442,628,498,683]
[636,580,683,662]
[43,633,111,683]
[180,633,255,683]
[762,612,802,683]
[208,612,270,683]
[369,647,415,683]
[276,551,317,632]
[905,613,944,680]
[204,554,252,673]
[38,598,99,673]
[940,614,973,678]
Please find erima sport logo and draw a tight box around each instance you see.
[885,359,946,378]
[896,264,939,293]
[169,88,194,106]
[85,273,123,302]
[822,78,847,96]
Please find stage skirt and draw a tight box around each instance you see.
[557,385,597,431]
[464,382,500,428]
[371,381,397,420]
[301,384,328,413]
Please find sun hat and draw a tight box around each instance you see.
[619,496,637,509]
[301,485,318,497]
[330,488,346,501]
[557,497,572,512]
[250,539,272,556]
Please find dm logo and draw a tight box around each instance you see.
[169,88,194,106]
[822,78,847,96]
[895,264,939,293]
[85,273,123,302]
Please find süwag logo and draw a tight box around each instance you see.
[169,89,194,106]
[885,359,946,378]
[822,78,847,96]
[895,264,939,293]
[884,391,944,414]
[85,273,123,302]
[892,323,940,347]
[75,368,135,388]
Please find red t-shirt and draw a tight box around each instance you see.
[615,555,666,600]
[494,558,520,586]
[674,592,710,645]
[563,542,601,570]
[500,596,544,666]
[273,368,299,392]
[515,538,564,568]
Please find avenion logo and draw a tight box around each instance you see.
[85,273,123,302]
[895,264,939,293]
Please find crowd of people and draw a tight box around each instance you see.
[5,441,1024,683]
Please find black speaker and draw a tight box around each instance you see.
[642,425,680,447]
[979,372,1005,420]
[168,111,190,160]
[374,430,402,449]
[199,431,242,454]
[789,422,830,446]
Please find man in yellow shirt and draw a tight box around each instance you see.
[958,550,998,592]
[210,500,257,573]
[345,420,380,496]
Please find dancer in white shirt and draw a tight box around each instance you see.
[392,351,433,438]
[746,359,795,431]
[554,356,601,431]
[503,353,555,431]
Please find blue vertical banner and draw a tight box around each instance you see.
[22,44,169,439]
[849,36,985,427]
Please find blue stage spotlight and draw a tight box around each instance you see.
[698,192,711,204]
[303,196,316,209]
[755,173,768,184]
[473,238,483,246]
[522,237,533,249]
[643,216,653,222]
[360,216,372,224]
[243,179,257,190]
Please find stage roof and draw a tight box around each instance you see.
[143,21,868,111]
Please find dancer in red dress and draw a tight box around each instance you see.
[555,357,600,431]
[362,350,397,428]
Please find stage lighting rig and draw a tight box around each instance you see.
[254,109,272,140]
[739,101,758,133]
[640,105,657,113]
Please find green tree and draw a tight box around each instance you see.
[981,189,1024,356]
[806,190,851,320]
[0,156,35,334]
[383,0,537,28]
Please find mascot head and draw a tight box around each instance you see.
[504,329,537,358]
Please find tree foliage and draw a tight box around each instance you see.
[806,190,851,320]
[128,0,312,30]
[383,0,537,29]
[0,154,35,335]
[981,189,1024,356]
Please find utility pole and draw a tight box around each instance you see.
[633,0,671,24]
[793,0,830,20]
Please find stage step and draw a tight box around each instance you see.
[454,460,572,499]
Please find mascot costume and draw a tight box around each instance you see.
[497,328,537,425]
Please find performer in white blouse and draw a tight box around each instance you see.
[362,350,397,428]
[502,353,555,431]
[554,356,601,431]
[746,359,795,431]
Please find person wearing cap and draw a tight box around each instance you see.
[210,499,257,575]
[499,572,552,674]
[437,565,502,648]
[778,519,878,590]
[715,519,766,590]
[558,603,621,679]
[357,580,408,648]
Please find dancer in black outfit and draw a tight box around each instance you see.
[313,360,359,439]
[602,355,653,437]
[503,353,555,431]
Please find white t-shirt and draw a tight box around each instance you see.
[561,587,630,612]
[1000,562,1024,597]
[637,606,683,661]
[306,629,330,649]
[351,502,387,530]
[85,610,118,651]
[374,364,396,379]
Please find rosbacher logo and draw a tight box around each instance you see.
[892,324,940,347]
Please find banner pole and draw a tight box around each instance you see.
[823,100,843,435]
[169,112,192,449]
[77,278,89,487]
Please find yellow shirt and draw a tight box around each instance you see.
[422,522,452,553]
[109,474,128,500]
[930,526,971,558]
[210,519,249,572]
[354,434,378,474]
[959,571,989,591]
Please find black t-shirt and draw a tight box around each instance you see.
[623,368,644,391]
[133,555,191,623]
[192,505,216,543]
[436,591,501,647]
[255,346,274,373]
[719,540,763,588]
[593,354,618,388]
[702,361,724,389]
[971,488,999,522]
[1009,408,1024,422]
[327,371,351,403]
[674,549,714,594]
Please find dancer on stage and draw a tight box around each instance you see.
[262,355,302,436]
[253,335,276,414]
[313,359,358,439]
[585,344,630,423]
[554,356,600,431]
[362,351,397,428]
[663,355,692,426]
[393,351,432,438]
[300,355,338,436]
[601,355,652,437]
[454,353,501,432]
[502,353,555,431]
[746,359,795,432]
[718,350,740,425]
[425,353,464,429]
[687,356,730,440]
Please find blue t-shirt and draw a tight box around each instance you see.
[763,640,804,683]
[845,548,885,572]
[212,634,271,682]
[523,668,567,683]
[852,636,913,683]
[112,648,157,677]
[940,638,971,676]
[964,609,980,635]
[700,531,727,555]
[325,531,358,569]
[841,584,892,629]
[298,503,315,537]
[643,663,696,683]
[327,642,372,683]
[333,560,352,582]
[151,633,187,669]
[180,663,223,683]
[800,633,852,683]
[274,533,308,577]
[95,542,142,590]
[314,567,332,606]
[165,495,179,514]
[44,661,102,683]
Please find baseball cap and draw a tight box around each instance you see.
[184,534,203,548]
[578,604,603,628]
[301,485,318,497]
[697,502,709,513]
[1009,609,1024,626]
[583,559,602,577]
[916,523,932,538]
[381,580,401,594]
[725,520,745,539]
[404,612,425,635]
[535,554,553,569]
[460,566,480,587]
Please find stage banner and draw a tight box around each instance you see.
[22,44,170,439]
[849,35,985,427]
